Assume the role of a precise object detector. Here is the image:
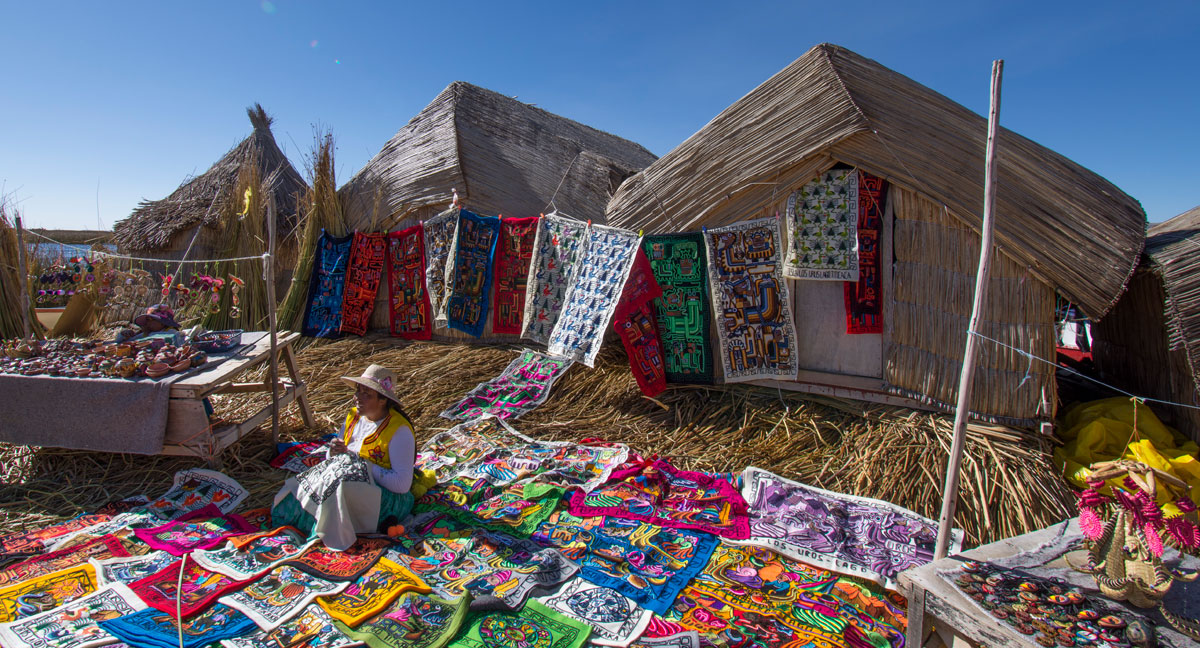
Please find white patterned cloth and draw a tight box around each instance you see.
[424,206,459,327]
[521,212,591,344]
[274,453,381,551]
[0,583,146,648]
[783,168,860,280]
[536,579,652,647]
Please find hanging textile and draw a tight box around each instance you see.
[387,224,433,340]
[611,249,666,397]
[425,207,459,328]
[783,167,860,281]
[0,583,146,648]
[642,233,714,384]
[446,211,501,337]
[703,217,799,383]
[492,216,539,335]
[340,232,387,336]
[439,349,574,421]
[547,225,641,367]
[521,213,590,345]
[302,230,354,338]
[844,171,888,334]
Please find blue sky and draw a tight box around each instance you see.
[2,1,1197,230]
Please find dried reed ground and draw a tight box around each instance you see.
[0,335,1076,546]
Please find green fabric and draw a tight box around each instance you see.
[334,592,470,648]
[412,483,564,538]
[272,488,414,539]
[448,600,591,648]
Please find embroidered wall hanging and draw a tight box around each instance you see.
[129,559,247,619]
[703,217,799,383]
[0,564,98,624]
[340,232,387,336]
[844,171,887,334]
[302,230,353,338]
[439,349,574,421]
[190,526,314,581]
[0,583,146,648]
[536,579,652,648]
[446,210,500,337]
[269,439,329,473]
[612,249,666,397]
[387,224,433,340]
[521,212,590,345]
[425,207,459,328]
[283,536,391,582]
[0,514,110,564]
[219,565,347,631]
[317,556,430,627]
[492,216,539,335]
[642,233,714,385]
[145,468,248,520]
[547,225,641,367]
[133,504,257,556]
[784,167,860,281]
[448,599,591,648]
[0,535,129,587]
[334,591,469,648]
[90,551,175,587]
[220,603,360,648]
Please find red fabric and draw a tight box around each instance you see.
[0,534,130,586]
[340,232,387,336]
[612,249,667,397]
[844,171,887,334]
[386,225,433,340]
[491,216,539,335]
[130,558,248,619]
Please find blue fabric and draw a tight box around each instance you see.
[302,230,353,338]
[100,604,256,648]
[446,210,500,338]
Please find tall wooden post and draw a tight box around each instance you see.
[15,216,31,339]
[935,59,1004,560]
[265,197,281,445]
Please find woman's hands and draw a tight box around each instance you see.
[328,438,349,456]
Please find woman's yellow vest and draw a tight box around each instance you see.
[343,407,413,470]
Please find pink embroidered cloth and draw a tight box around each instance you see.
[133,504,256,556]
[567,457,751,539]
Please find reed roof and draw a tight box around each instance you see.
[113,104,307,252]
[1145,205,1200,385]
[339,81,657,230]
[606,43,1146,317]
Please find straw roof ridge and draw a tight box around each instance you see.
[606,42,1146,318]
[339,81,657,230]
[113,103,307,252]
[1145,205,1200,384]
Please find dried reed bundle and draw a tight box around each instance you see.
[0,203,43,339]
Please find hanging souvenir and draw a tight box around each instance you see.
[228,275,243,320]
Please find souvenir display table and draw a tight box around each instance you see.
[897,518,1200,648]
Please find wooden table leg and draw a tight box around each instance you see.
[283,343,315,427]
[906,586,927,648]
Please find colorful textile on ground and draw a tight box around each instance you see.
[0,564,98,623]
[94,496,152,517]
[134,504,257,556]
[630,631,701,648]
[536,578,653,648]
[784,168,860,281]
[568,458,750,539]
[449,599,591,648]
[643,233,713,385]
[145,468,248,519]
[130,558,248,619]
[492,216,539,335]
[439,349,574,421]
[237,507,273,531]
[532,510,719,615]
[415,480,565,541]
[220,565,347,631]
[446,210,501,337]
[285,536,391,582]
[703,217,799,383]
[521,213,590,345]
[191,526,314,580]
[425,207,459,328]
[735,466,958,588]
[90,551,176,587]
[335,591,470,648]
[0,535,129,587]
[220,603,359,648]
[340,231,387,336]
[844,172,887,334]
[318,556,430,627]
[0,583,146,648]
[547,224,641,367]
[417,416,628,494]
[100,603,256,648]
[943,560,1164,648]
[270,439,331,473]
[613,249,667,397]
[388,224,434,340]
[389,513,578,611]
[48,512,157,553]
[0,515,111,564]
[303,231,354,338]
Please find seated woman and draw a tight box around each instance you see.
[272,364,418,550]
[115,304,184,345]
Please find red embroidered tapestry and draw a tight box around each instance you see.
[844,172,888,334]
[491,216,539,335]
[612,249,667,397]
[339,232,387,336]
[386,225,433,340]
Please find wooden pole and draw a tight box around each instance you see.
[266,196,281,446]
[15,216,31,339]
[935,59,1004,560]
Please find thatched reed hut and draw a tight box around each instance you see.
[605,43,1146,427]
[1093,205,1200,439]
[338,81,657,338]
[112,105,307,270]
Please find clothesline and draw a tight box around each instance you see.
[21,227,271,265]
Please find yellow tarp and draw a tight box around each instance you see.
[1055,397,1200,517]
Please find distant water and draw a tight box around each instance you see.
[30,242,117,262]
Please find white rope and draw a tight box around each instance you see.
[22,228,265,264]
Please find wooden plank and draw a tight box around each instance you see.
[207,381,297,395]
[905,586,926,648]
[751,376,937,412]
[170,331,300,399]
[282,343,315,426]
[162,383,304,459]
